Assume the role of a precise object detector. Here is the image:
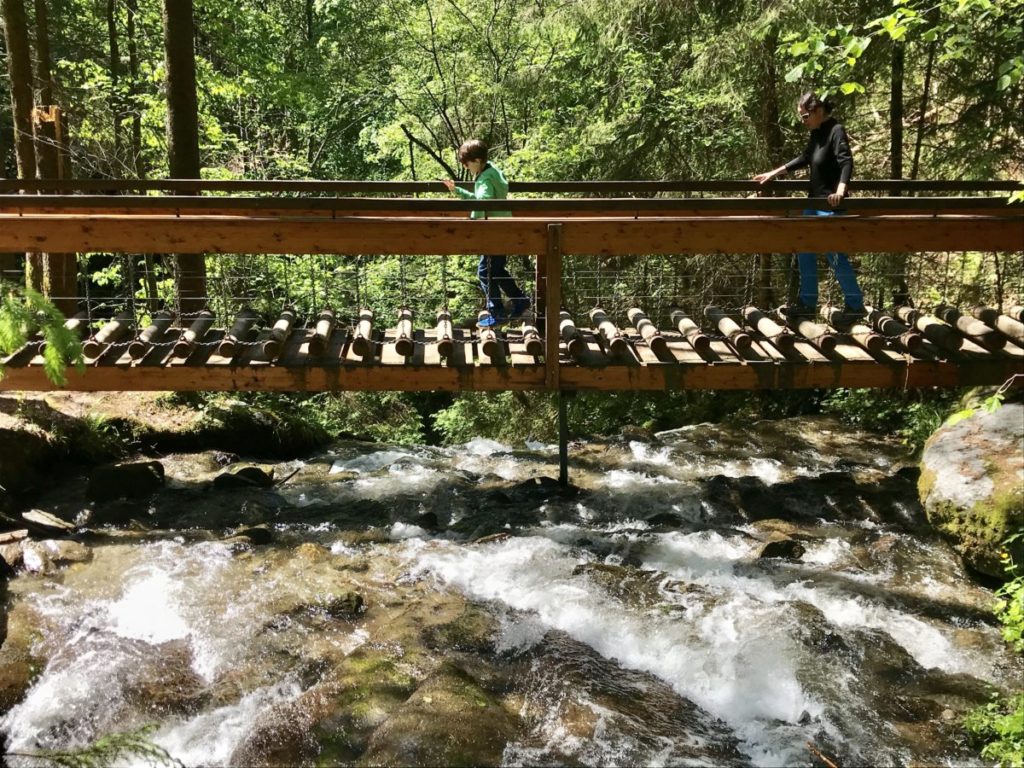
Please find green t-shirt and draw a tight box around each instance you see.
[453,162,512,219]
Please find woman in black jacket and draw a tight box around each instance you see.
[754,92,866,322]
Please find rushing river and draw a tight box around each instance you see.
[0,416,1018,767]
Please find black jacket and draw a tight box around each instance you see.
[784,117,853,198]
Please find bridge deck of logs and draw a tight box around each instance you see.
[2,304,1022,392]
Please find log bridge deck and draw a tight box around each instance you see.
[1,180,1022,393]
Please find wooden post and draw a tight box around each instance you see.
[83,311,134,358]
[545,224,562,390]
[589,307,628,356]
[627,307,667,355]
[558,310,586,359]
[558,390,570,488]
[352,308,374,358]
[823,305,884,353]
[935,304,1005,351]
[866,307,926,355]
[394,307,414,357]
[172,308,214,359]
[670,308,711,353]
[262,305,297,360]
[128,310,174,360]
[217,308,260,357]
[706,306,752,352]
[972,306,1024,344]
[307,307,336,357]
[435,309,454,359]
[742,305,795,353]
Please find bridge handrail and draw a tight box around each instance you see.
[0,178,1020,195]
[0,194,1019,214]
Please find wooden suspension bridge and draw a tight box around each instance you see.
[1,179,1022,396]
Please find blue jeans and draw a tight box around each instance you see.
[478,255,526,316]
[797,209,865,310]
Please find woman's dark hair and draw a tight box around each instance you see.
[798,91,834,115]
[457,139,489,163]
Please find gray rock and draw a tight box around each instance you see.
[88,460,165,502]
[919,401,1024,578]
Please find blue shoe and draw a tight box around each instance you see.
[509,297,531,320]
[477,312,503,328]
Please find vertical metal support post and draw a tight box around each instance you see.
[558,389,570,487]
[545,223,562,391]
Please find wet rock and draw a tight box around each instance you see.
[471,532,511,545]
[918,401,1024,579]
[0,543,22,569]
[36,539,92,566]
[422,605,498,653]
[21,509,76,535]
[20,541,55,574]
[122,638,209,715]
[214,451,240,466]
[294,541,327,562]
[572,562,666,609]
[359,661,519,768]
[758,538,805,560]
[322,592,365,619]
[233,525,274,545]
[214,465,276,489]
[227,694,323,767]
[0,603,46,713]
[87,460,165,502]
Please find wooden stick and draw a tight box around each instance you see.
[435,309,454,359]
[589,307,629,356]
[559,310,586,358]
[217,308,260,357]
[823,305,884,353]
[742,305,795,352]
[1008,304,1024,323]
[706,305,752,351]
[306,307,336,357]
[477,312,502,359]
[82,311,135,358]
[128,310,174,360]
[352,308,374,358]
[806,742,840,768]
[262,306,298,360]
[898,306,962,352]
[866,307,926,355]
[627,307,668,355]
[394,307,415,357]
[792,317,838,353]
[670,308,711,353]
[39,310,89,354]
[972,305,1024,344]
[935,304,1005,351]
[172,309,215,359]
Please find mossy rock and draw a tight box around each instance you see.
[919,402,1024,580]
[356,661,520,767]
[421,605,498,654]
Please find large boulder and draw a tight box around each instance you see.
[919,401,1024,580]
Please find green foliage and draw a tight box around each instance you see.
[993,532,1024,652]
[433,392,558,445]
[821,388,958,453]
[963,693,1024,768]
[6,723,183,768]
[0,282,84,387]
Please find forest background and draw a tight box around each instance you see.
[1,0,1023,448]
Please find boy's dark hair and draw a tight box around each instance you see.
[457,139,489,164]
[798,91,835,115]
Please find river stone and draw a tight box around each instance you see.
[38,539,92,565]
[572,562,666,609]
[87,460,165,501]
[421,605,498,653]
[0,602,46,714]
[358,661,519,768]
[214,465,276,489]
[758,538,805,560]
[918,401,1024,579]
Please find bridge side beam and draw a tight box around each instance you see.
[0,214,1020,256]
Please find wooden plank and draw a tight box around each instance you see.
[1,213,1021,257]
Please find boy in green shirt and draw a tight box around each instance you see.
[443,139,529,328]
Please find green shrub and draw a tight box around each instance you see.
[821,388,960,453]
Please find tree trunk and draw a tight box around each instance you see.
[755,23,785,307]
[911,39,936,181]
[890,39,904,181]
[888,38,908,306]
[108,0,122,164]
[2,0,36,181]
[33,0,77,315]
[162,0,205,315]
[126,0,141,176]
[2,0,39,290]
